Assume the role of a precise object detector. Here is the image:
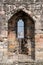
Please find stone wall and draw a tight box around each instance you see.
[0,0,43,63]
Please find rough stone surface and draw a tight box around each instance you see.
[0,0,43,64]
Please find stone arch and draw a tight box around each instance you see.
[8,9,35,60]
[7,6,37,22]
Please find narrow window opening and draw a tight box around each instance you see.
[17,19,24,39]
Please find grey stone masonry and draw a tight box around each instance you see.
[0,0,43,64]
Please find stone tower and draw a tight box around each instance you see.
[0,0,43,64]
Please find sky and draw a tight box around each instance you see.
[17,19,24,38]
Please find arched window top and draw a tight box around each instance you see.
[17,19,24,39]
[18,19,24,26]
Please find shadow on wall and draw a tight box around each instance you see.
[8,10,35,60]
